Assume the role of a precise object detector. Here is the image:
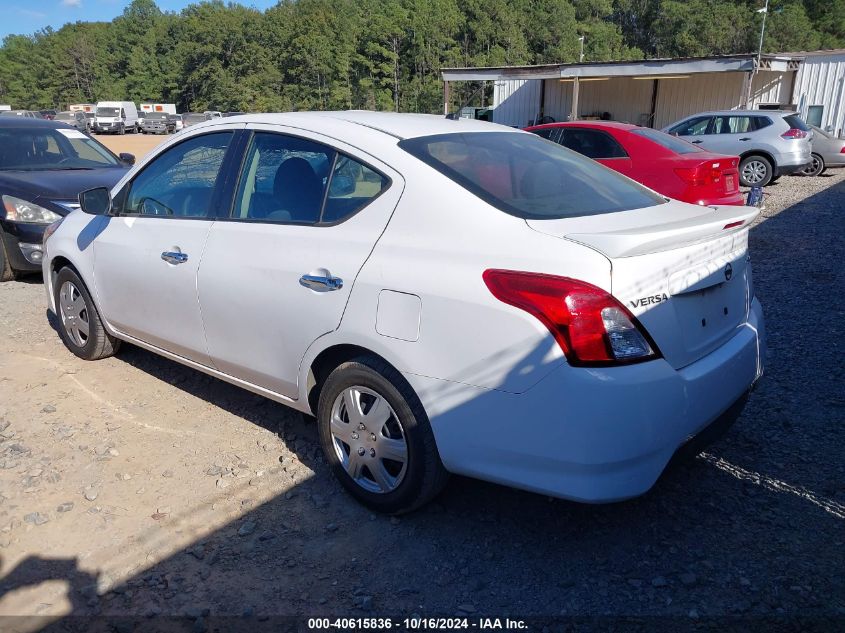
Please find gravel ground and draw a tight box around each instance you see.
[0,171,843,630]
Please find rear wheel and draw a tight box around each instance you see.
[801,153,825,177]
[54,267,120,360]
[739,155,772,187]
[317,356,448,514]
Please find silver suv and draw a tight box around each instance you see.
[663,110,812,187]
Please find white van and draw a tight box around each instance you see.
[93,101,139,135]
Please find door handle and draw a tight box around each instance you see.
[739,137,751,141]
[691,139,703,144]
[299,274,343,291]
[161,251,189,265]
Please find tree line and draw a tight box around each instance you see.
[0,0,842,114]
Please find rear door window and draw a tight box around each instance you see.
[559,128,628,159]
[232,132,389,224]
[712,116,753,134]
[399,131,664,220]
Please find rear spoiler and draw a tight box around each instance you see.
[564,206,759,258]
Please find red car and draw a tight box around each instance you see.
[524,121,744,206]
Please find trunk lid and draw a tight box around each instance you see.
[527,200,759,369]
[673,153,740,198]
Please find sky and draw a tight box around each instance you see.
[0,0,277,39]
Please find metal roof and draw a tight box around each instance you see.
[442,53,803,81]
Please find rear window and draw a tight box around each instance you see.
[631,128,703,154]
[399,131,664,220]
[783,114,810,131]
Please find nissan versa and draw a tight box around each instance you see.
[42,112,766,513]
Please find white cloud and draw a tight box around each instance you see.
[61,0,83,7]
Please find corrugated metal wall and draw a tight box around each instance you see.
[490,70,798,129]
[793,53,845,138]
[543,78,654,125]
[751,71,793,106]
[653,72,746,128]
[492,79,542,127]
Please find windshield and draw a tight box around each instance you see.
[55,113,75,121]
[0,127,121,171]
[631,128,703,155]
[399,131,665,219]
[97,107,120,117]
[147,113,168,120]
[184,113,207,124]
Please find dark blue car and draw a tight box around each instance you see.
[0,117,133,281]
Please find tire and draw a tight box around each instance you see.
[118,124,125,135]
[739,155,773,187]
[317,356,449,514]
[54,267,120,361]
[800,153,825,177]
[0,230,17,282]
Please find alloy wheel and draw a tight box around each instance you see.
[741,160,768,185]
[59,281,90,347]
[329,386,408,494]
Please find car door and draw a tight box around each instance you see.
[699,115,754,156]
[196,125,403,398]
[92,129,241,364]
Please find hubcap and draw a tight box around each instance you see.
[59,281,90,347]
[329,386,407,494]
[742,160,767,184]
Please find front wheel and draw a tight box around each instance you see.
[801,153,825,177]
[739,155,773,187]
[54,267,120,360]
[0,230,17,282]
[317,356,448,514]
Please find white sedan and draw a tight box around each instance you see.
[42,112,765,513]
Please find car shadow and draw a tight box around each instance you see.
[7,179,844,628]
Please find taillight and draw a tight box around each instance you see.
[840,147,845,154]
[781,128,807,139]
[482,270,660,366]
[674,161,726,187]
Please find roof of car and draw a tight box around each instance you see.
[0,117,76,129]
[195,111,513,140]
[526,121,640,131]
[680,110,797,117]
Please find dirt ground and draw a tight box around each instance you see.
[93,132,169,161]
[0,170,843,629]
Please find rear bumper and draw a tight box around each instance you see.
[408,298,766,503]
[775,162,810,177]
[698,191,745,206]
[0,220,46,273]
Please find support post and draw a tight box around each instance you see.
[570,77,580,122]
[443,80,450,116]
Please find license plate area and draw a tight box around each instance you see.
[725,174,736,192]
[675,281,745,356]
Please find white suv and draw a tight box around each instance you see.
[43,112,766,513]
[664,110,812,187]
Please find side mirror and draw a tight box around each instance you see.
[119,152,135,165]
[79,187,112,216]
